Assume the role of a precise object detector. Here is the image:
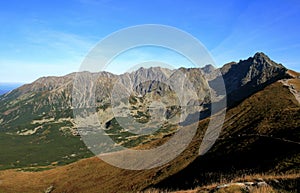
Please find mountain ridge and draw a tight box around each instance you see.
[0,52,299,193]
[0,52,295,165]
[0,52,298,192]
[0,52,289,105]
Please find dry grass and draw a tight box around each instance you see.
[2,161,296,193]
[144,185,276,193]
[140,188,170,193]
[250,186,275,193]
[141,188,195,193]
[287,79,300,91]
[287,70,300,78]
[213,185,275,193]
[172,173,299,193]
[233,173,300,182]
[215,185,243,193]
[141,173,300,192]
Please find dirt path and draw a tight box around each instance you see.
[280,79,300,104]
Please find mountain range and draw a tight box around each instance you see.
[0,52,299,193]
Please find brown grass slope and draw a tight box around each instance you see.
[145,173,300,193]
[0,80,299,193]
[153,80,300,191]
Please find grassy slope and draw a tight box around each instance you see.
[153,81,300,191]
[145,173,300,193]
[0,122,93,170]
[0,80,299,193]
[0,120,205,193]
[0,88,94,170]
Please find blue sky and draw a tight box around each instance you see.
[0,0,299,82]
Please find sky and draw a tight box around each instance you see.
[0,0,299,83]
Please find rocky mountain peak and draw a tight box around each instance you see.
[250,52,284,69]
[253,52,269,60]
[210,52,288,105]
[132,66,172,77]
[201,64,215,74]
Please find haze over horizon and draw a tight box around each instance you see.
[0,0,300,83]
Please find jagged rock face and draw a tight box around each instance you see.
[0,66,211,131]
[200,64,219,81]
[221,52,287,94]
[0,52,291,131]
[128,67,172,89]
[121,67,172,96]
[242,52,286,85]
[208,52,288,104]
[201,64,215,74]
